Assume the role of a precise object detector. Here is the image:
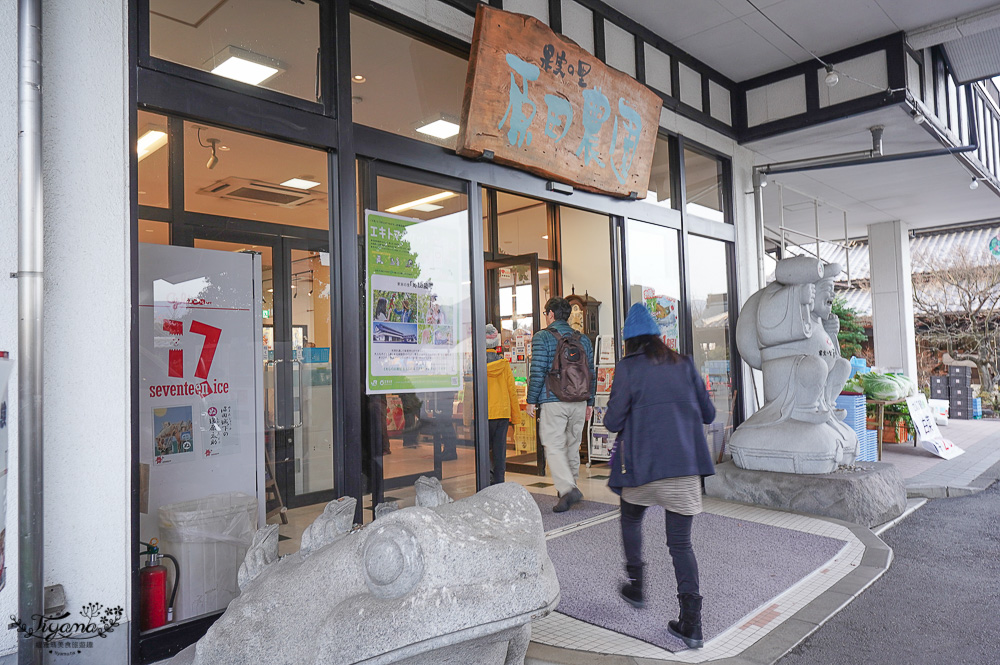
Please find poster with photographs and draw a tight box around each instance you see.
[643,289,679,351]
[366,210,463,394]
[153,405,196,461]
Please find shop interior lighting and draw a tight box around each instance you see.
[824,65,839,87]
[281,177,321,190]
[352,74,366,83]
[386,191,457,214]
[208,46,283,86]
[137,127,167,161]
[416,117,461,140]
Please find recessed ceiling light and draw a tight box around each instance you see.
[542,235,549,239]
[410,203,443,212]
[352,74,366,83]
[137,128,167,161]
[208,46,283,86]
[281,178,321,190]
[386,191,457,214]
[416,118,461,139]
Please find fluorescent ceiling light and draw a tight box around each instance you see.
[386,191,457,214]
[410,203,443,212]
[416,119,461,139]
[281,178,321,190]
[208,46,283,86]
[137,128,167,161]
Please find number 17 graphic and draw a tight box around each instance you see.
[167,320,222,379]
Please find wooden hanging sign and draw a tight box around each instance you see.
[458,4,662,198]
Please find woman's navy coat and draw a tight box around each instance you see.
[604,351,717,493]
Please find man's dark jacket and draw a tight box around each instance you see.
[526,320,596,406]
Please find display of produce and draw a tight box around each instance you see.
[859,371,916,401]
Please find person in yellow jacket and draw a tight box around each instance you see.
[485,324,521,484]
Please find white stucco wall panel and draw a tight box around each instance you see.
[604,20,636,78]
[746,75,807,127]
[0,2,20,657]
[710,80,732,126]
[678,62,703,111]
[505,0,549,25]
[818,51,888,108]
[561,0,595,55]
[644,43,672,96]
[374,0,475,42]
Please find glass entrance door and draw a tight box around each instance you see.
[192,233,335,513]
[485,254,543,475]
[361,164,479,514]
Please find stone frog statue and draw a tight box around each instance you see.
[730,257,857,474]
[176,479,560,665]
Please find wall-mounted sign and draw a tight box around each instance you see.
[458,5,662,198]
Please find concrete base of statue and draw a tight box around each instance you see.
[727,419,858,475]
[705,461,906,528]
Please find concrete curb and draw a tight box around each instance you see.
[525,510,897,665]
[905,456,1000,499]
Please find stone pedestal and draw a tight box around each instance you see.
[705,461,906,528]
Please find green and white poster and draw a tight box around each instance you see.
[365,210,462,394]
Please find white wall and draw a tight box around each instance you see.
[559,208,615,339]
[0,4,20,657]
[0,1,131,660]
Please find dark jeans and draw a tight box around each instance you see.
[620,497,700,596]
[488,418,510,485]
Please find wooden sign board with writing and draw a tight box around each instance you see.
[458,5,662,199]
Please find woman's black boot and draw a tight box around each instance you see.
[668,593,703,648]
[619,565,645,608]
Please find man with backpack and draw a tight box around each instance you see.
[526,297,597,512]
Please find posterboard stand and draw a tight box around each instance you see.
[906,394,965,460]
[587,335,617,467]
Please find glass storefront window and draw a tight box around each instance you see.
[684,147,726,223]
[643,135,672,208]
[366,175,477,510]
[149,0,320,102]
[139,219,170,245]
[688,235,733,459]
[625,220,681,350]
[182,121,329,229]
[351,13,468,151]
[496,192,552,259]
[138,110,169,209]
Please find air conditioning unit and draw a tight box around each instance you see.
[197,177,326,208]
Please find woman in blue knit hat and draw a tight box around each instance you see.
[604,303,717,649]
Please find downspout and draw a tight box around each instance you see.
[17,1,44,664]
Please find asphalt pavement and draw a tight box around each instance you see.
[777,482,1000,665]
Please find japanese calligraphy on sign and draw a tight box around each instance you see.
[458,5,662,198]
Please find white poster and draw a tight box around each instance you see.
[906,394,965,460]
[0,355,11,591]
[138,244,265,538]
[365,210,464,394]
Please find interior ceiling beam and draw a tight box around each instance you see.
[906,4,1000,50]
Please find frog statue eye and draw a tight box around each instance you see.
[362,524,425,599]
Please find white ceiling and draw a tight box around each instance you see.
[748,104,1000,239]
[600,0,1000,82]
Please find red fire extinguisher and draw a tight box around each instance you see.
[140,538,178,631]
